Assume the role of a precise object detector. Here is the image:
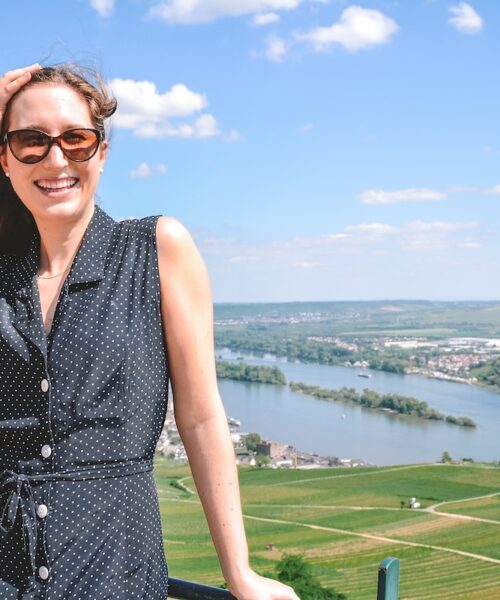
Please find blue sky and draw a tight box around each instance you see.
[2,0,499,302]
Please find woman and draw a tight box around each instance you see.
[0,64,300,600]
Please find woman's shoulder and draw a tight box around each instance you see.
[155,216,206,278]
[155,215,200,263]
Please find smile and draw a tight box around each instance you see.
[35,177,78,192]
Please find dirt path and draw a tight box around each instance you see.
[424,492,500,525]
[267,463,434,487]
[242,513,500,565]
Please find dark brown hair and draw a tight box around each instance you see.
[0,64,117,256]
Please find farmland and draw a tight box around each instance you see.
[155,459,500,599]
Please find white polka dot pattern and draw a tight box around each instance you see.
[0,205,170,599]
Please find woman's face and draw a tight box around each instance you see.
[0,84,107,222]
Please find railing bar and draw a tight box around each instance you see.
[168,577,236,600]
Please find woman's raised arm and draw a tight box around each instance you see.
[156,216,300,600]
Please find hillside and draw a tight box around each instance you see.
[155,459,500,599]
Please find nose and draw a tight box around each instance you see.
[43,141,69,168]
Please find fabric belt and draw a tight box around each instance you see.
[0,458,154,593]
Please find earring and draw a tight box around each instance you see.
[4,172,9,178]
[99,166,104,174]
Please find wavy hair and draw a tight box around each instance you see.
[0,64,117,255]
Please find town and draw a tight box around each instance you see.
[156,404,369,469]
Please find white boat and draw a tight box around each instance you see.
[357,372,371,378]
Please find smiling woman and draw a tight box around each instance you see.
[0,64,300,600]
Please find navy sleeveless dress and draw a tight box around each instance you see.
[0,204,170,599]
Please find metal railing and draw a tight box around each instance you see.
[168,557,400,599]
[377,557,400,600]
[168,578,235,599]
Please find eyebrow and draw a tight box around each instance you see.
[16,124,92,132]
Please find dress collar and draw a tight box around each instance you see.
[23,203,115,287]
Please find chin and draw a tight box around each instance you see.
[27,193,94,223]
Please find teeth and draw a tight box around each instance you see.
[36,178,77,191]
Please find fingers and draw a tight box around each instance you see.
[4,71,34,94]
[2,64,41,83]
[2,64,41,97]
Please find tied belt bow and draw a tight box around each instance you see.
[0,459,153,593]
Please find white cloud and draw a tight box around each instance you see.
[359,188,447,205]
[148,0,299,24]
[90,0,114,17]
[129,162,168,178]
[448,2,483,34]
[252,11,281,26]
[299,123,313,134]
[108,78,221,139]
[345,223,398,235]
[197,219,481,270]
[360,184,500,203]
[224,130,243,142]
[405,220,478,233]
[296,6,398,52]
[265,35,288,62]
[401,220,479,251]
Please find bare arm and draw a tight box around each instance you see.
[156,217,299,600]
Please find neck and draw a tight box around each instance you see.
[34,202,95,276]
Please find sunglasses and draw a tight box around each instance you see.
[3,128,103,164]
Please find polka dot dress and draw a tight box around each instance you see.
[0,205,170,599]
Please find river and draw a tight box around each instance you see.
[216,349,499,466]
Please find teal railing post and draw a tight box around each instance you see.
[377,557,400,600]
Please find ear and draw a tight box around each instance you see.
[98,140,108,172]
[0,148,8,175]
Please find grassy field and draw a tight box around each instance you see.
[155,459,500,599]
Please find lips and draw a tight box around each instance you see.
[35,177,78,192]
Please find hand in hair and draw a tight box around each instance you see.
[0,64,41,125]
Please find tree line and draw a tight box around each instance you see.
[216,360,286,385]
[289,382,476,427]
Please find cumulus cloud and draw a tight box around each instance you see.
[296,6,398,52]
[197,219,481,267]
[90,0,114,17]
[108,78,221,139]
[448,2,483,34]
[360,184,500,203]
[252,12,281,26]
[359,188,447,205]
[148,0,299,24]
[129,162,167,178]
[265,35,288,62]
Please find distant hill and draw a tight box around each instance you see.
[214,300,500,337]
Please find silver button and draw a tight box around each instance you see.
[37,504,48,519]
[41,379,49,393]
[41,444,52,458]
[38,565,49,580]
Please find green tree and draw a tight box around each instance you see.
[275,554,346,600]
[245,432,261,452]
[441,451,452,463]
[255,454,270,467]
